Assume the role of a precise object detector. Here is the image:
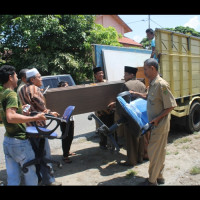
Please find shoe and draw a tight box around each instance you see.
[139,178,158,186]
[137,158,143,163]
[143,156,149,161]
[46,181,62,186]
[0,181,4,186]
[157,178,165,184]
[62,156,72,164]
[118,161,133,167]
[99,145,107,150]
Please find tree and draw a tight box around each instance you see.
[0,15,122,84]
[0,15,96,83]
[165,26,200,37]
[83,24,123,79]
[140,37,151,50]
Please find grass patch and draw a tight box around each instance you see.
[166,151,171,155]
[182,145,189,150]
[174,151,179,155]
[174,137,192,146]
[194,135,200,139]
[190,166,200,175]
[126,169,137,179]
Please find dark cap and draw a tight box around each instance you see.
[93,67,103,74]
[124,66,138,74]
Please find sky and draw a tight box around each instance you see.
[118,15,200,43]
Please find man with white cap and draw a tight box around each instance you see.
[19,67,61,186]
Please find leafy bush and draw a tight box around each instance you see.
[0,15,122,84]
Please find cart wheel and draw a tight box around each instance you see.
[22,167,28,174]
[58,163,62,168]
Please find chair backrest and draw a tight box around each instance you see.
[26,106,75,139]
[60,106,75,139]
[62,106,75,122]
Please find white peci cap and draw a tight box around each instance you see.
[26,68,39,79]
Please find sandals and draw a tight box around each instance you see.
[68,152,76,156]
[62,156,72,164]
[62,152,76,164]
[118,161,133,167]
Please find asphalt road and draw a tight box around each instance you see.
[0,112,96,164]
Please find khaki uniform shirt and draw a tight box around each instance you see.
[120,78,146,97]
[147,75,177,132]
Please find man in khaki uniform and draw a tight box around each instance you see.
[131,58,177,185]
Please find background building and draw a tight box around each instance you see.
[95,15,143,48]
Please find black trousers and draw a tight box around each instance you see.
[98,113,115,147]
[60,120,74,157]
[29,137,54,184]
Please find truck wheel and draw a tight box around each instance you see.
[186,102,200,133]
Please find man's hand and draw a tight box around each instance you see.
[129,90,147,99]
[50,112,60,117]
[107,102,116,110]
[150,107,175,127]
[150,117,159,127]
[34,112,46,121]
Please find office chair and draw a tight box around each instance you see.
[88,91,153,153]
[22,106,75,173]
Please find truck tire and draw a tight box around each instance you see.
[186,101,200,133]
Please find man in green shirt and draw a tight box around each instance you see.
[0,65,46,185]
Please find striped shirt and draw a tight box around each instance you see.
[19,83,49,127]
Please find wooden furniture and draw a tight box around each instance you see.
[44,80,124,115]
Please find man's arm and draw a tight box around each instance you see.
[151,46,155,58]
[107,101,116,110]
[150,107,175,126]
[129,90,148,99]
[6,107,46,124]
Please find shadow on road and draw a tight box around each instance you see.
[51,144,129,178]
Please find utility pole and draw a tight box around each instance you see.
[148,15,150,28]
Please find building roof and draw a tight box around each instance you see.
[118,36,142,47]
[95,15,132,34]
[112,15,132,33]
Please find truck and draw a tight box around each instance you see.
[154,28,200,133]
[92,29,200,134]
